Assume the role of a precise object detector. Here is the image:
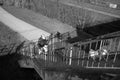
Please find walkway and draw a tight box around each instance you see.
[0,6,50,41]
[2,6,74,33]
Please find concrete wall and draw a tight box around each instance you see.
[2,0,117,28]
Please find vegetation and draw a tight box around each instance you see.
[0,22,24,46]
[1,0,116,28]
[0,22,26,56]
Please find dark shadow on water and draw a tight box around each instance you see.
[0,53,42,80]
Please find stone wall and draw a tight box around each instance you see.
[2,0,117,28]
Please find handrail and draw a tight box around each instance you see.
[19,31,120,68]
[72,32,120,46]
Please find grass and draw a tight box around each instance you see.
[1,0,118,28]
[0,22,25,46]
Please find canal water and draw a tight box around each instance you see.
[0,53,42,80]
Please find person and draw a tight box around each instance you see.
[56,31,61,39]
[37,36,48,48]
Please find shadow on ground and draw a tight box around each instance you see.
[0,53,42,80]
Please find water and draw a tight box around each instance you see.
[0,53,42,80]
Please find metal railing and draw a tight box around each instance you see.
[20,36,120,69]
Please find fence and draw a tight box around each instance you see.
[20,35,120,69]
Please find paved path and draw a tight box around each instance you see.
[2,6,74,34]
[0,6,50,41]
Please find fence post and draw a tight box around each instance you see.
[77,45,81,65]
[82,50,85,67]
[98,40,103,67]
[87,43,91,67]
[69,47,73,65]
[112,52,118,68]
[104,39,110,67]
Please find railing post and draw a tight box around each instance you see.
[66,48,69,65]
[77,45,81,65]
[98,40,103,67]
[112,52,118,68]
[45,48,47,60]
[105,52,109,67]
[91,41,99,67]
[29,44,33,57]
[87,43,91,67]
[104,39,110,67]
[52,35,54,62]
[69,47,73,65]
[82,50,85,67]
